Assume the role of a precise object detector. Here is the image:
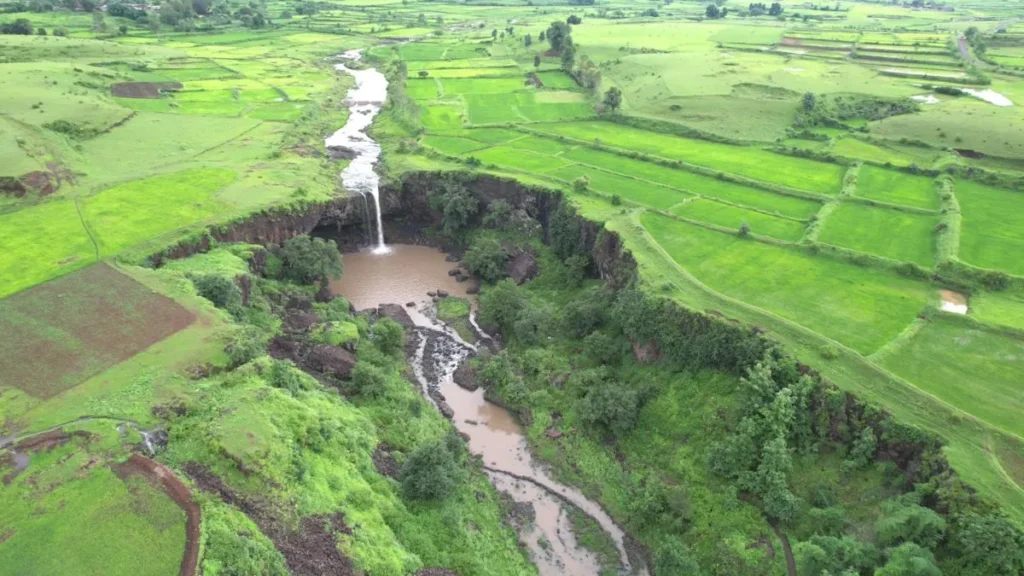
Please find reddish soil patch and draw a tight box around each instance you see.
[0,263,196,399]
[0,163,72,197]
[372,444,400,479]
[780,37,801,46]
[110,82,183,99]
[111,454,200,576]
[183,462,356,576]
[14,429,93,453]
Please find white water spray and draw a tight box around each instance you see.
[326,49,391,254]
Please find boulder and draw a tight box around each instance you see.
[447,269,459,277]
[437,401,455,420]
[506,252,538,285]
[453,362,479,391]
[406,301,416,307]
[284,311,320,333]
[466,285,480,295]
[268,337,302,362]
[377,303,415,329]
[455,273,469,283]
[306,345,356,378]
[445,254,459,263]
[436,289,449,298]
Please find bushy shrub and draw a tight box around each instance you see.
[876,542,940,576]
[191,273,242,309]
[226,325,267,367]
[350,362,387,397]
[479,279,524,332]
[876,502,946,550]
[372,318,405,356]
[463,237,508,283]
[654,540,701,575]
[268,360,316,395]
[400,440,466,501]
[280,235,343,285]
[578,380,639,437]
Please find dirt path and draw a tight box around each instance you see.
[770,523,798,576]
[112,454,201,576]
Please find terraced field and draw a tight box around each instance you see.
[398,23,1024,536]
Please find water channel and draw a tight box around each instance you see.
[331,246,643,575]
[328,47,644,574]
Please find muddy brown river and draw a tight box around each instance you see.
[331,245,644,576]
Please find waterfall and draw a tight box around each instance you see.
[324,49,391,254]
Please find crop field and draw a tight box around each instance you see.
[0,264,194,399]
[880,318,1024,439]
[531,121,845,194]
[956,180,1024,275]
[4,2,1024,574]
[641,212,931,354]
[818,204,938,267]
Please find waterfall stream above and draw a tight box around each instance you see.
[331,245,644,576]
[325,50,389,253]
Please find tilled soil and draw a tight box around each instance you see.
[183,462,356,576]
[0,264,196,399]
[110,82,183,99]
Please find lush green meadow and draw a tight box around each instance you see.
[5,2,1024,574]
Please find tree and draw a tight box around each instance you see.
[538,30,545,42]
[534,54,541,67]
[280,236,343,285]
[418,70,429,78]
[738,222,751,237]
[875,502,946,550]
[524,33,532,47]
[416,12,426,26]
[435,180,478,236]
[546,20,572,52]
[372,318,405,356]
[603,86,622,111]
[579,380,640,437]
[491,28,497,39]
[572,175,589,192]
[463,237,508,284]
[118,24,127,35]
[53,27,67,36]
[190,274,241,309]
[802,91,816,111]
[769,1,784,15]
[705,4,720,18]
[560,43,576,74]
[400,440,465,501]
[91,11,105,32]
[794,535,878,576]
[654,540,702,576]
[479,279,523,332]
[351,362,387,397]
[2,18,33,34]
[567,14,582,24]
[875,542,941,576]
[191,0,211,15]
[36,27,46,35]
[945,512,1024,576]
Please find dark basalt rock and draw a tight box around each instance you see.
[306,345,356,379]
[506,251,538,285]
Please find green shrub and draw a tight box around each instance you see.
[350,362,387,397]
[653,539,701,575]
[200,501,288,576]
[479,279,524,332]
[309,321,359,347]
[400,440,466,501]
[372,318,405,355]
[280,235,343,285]
[876,502,946,550]
[463,237,508,283]
[191,274,242,309]
[876,542,940,576]
[268,360,316,395]
[226,325,267,367]
[578,380,640,437]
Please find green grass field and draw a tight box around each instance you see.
[956,180,1024,275]
[818,203,939,267]
[642,211,931,354]
[855,165,939,210]
[881,317,1024,439]
[532,121,845,194]
[671,198,807,241]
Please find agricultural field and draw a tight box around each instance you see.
[4,1,1024,575]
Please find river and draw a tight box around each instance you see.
[331,246,644,575]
